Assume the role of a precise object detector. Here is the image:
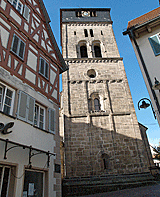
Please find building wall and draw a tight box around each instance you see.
[0,0,64,196]
[130,25,160,125]
[60,9,150,178]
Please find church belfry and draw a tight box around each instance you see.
[60,8,154,196]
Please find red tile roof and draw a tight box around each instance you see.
[127,7,160,29]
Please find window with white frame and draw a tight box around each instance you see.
[0,165,11,196]
[8,0,23,14]
[34,104,45,129]
[0,83,15,115]
[17,91,55,133]
[148,33,160,56]
[11,34,26,60]
[39,57,49,79]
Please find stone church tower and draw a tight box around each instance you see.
[60,8,154,196]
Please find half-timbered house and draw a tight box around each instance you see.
[0,0,67,196]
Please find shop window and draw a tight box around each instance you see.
[148,33,160,56]
[23,170,44,197]
[11,34,26,60]
[0,166,10,196]
[34,104,45,130]
[0,165,16,196]
[0,82,15,115]
[39,57,49,79]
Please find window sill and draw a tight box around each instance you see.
[33,125,54,134]
[39,73,49,81]
[10,51,24,62]
[0,111,16,119]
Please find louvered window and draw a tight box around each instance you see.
[39,57,49,79]
[17,91,35,124]
[34,104,45,129]
[49,108,55,134]
[11,34,26,60]
[148,34,160,56]
[0,82,15,115]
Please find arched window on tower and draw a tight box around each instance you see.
[89,92,102,112]
[92,41,102,58]
[80,45,88,58]
[77,41,88,58]
[94,45,102,57]
[94,98,101,111]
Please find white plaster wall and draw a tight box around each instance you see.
[0,67,59,197]
[131,26,160,126]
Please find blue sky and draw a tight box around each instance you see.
[44,0,160,146]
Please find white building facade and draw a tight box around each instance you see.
[123,7,160,126]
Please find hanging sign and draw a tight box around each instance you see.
[0,122,14,134]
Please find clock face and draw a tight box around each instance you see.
[82,11,90,17]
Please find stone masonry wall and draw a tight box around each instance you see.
[60,18,150,178]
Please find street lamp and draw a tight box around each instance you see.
[138,98,156,119]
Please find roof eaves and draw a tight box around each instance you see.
[123,15,160,36]
[38,0,68,73]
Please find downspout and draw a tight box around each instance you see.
[129,29,160,119]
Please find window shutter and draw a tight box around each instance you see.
[23,5,30,21]
[49,108,55,134]
[148,35,160,56]
[17,91,28,121]
[18,41,25,59]
[12,35,19,54]
[27,96,35,124]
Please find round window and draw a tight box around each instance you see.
[87,69,96,78]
